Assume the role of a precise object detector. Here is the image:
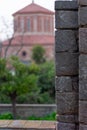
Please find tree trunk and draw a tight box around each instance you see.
[9,92,17,119]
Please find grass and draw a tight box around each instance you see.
[27,112,56,120]
[0,112,56,120]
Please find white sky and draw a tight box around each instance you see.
[0,0,55,40]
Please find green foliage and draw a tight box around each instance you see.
[0,112,56,120]
[32,45,46,64]
[0,57,55,105]
[38,61,55,102]
[27,112,56,120]
[0,93,10,103]
[17,61,55,104]
[37,92,54,104]
[0,57,38,97]
[0,56,39,118]
[0,112,13,119]
[28,63,40,75]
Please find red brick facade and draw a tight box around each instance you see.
[3,2,55,62]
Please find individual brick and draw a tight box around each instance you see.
[79,7,87,26]
[56,92,78,115]
[78,0,87,6]
[55,30,78,53]
[79,79,87,100]
[55,11,78,29]
[56,122,75,130]
[55,76,78,92]
[79,54,87,80]
[79,101,87,124]
[80,124,87,130]
[79,28,87,53]
[56,114,78,123]
[55,1,78,10]
[55,76,72,92]
[56,53,78,76]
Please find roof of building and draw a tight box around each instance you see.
[3,35,54,46]
[13,2,54,16]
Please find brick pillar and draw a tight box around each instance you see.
[78,0,87,129]
[55,1,79,130]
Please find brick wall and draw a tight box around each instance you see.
[78,0,87,129]
[55,0,87,130]
[55,1,79,130]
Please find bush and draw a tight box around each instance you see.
[27,112,56,120]
[0,112,13,119]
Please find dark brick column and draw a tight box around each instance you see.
[55,1,79,130]
[78,0,87,129]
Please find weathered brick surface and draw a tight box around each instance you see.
[56,76,78,92]
[56,92,78,114]
[55,1,78,10]
[79,0,87,127]
[78,0,87,6]
[55,30,78,52]
[72,76,79,92]
[79,54,87,80]
[55,1,79,130]
[56,53,78,76]
[79,55,87,125]
[55,11,78,29]
[79,79,87,100]
[79,101,87,124]
[79,28,87,53]
[79,7,87,26]
[56,115,78,123]
[55,76,72,92]
[80,124,87,130]
[56,122,75,130]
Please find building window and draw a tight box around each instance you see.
[14,20,18,32]
[34,16,37,32]
[27,18,30,31]
[45,19,49,32]
[20,18,24,32]
[22,51,27,57]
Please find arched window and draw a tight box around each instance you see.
[22,51,27,57]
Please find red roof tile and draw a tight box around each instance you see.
[3,35,54,46]
[13,3,54,16]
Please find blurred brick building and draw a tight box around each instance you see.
[2,1,54,63]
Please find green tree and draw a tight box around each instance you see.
[38,61,55,103]
[32,45,46,64]
[0,57,38,119]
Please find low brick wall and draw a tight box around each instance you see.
[0,104,56,118]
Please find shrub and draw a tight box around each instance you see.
[27,112,56,120]
[0,112,13,119]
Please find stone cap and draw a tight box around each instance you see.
[0,120,56,130]
[55,1,78,10]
